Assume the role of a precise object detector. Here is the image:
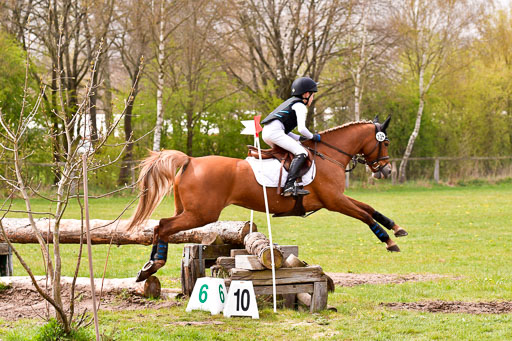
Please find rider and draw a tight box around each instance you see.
[261,76,321,197]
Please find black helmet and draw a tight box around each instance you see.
[291,77,318,97]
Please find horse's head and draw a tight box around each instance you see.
[361,115,392,179]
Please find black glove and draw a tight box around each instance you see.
[312,134,321,142]
[299,136,308,142]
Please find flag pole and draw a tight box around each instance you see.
[255,136,277,313]
[240,117,277,312]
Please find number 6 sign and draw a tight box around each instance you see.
[186,277,227,315]
[223,281,259,319]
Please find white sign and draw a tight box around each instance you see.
[223,281,259,319]
[376,131,387,142]
[186,277,227,315]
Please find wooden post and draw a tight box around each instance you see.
[345,169,350,189]
[310,281,328,312]
[0,243,13,276]
[434,158,440,183]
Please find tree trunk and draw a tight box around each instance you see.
[89,67,99,141]
[0,219,257,246]
[118,78,139,185]
[399,70,426,183]
[153,4,166,152]
[103,57,113,129]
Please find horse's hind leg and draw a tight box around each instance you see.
[347,197,408,237]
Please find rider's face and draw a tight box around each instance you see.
[305,92,314,107]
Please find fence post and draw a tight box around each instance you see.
[434,158,440,184]
[345,167,350,189]
[391,161,397,185]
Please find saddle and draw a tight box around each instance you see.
[247,145,314,216]
[247,145,313,176]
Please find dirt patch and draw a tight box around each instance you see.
[383,301,512,314]
[0,276,182,321]
[326,272,451,287]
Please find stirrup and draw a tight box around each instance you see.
[282,185,310,197]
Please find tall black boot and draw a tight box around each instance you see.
[282,154,310,197]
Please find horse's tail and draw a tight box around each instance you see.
[126,150,190,232]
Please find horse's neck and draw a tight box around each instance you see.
[326,124,371,155]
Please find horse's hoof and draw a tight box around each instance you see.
[386,244,400,252]
[394,229,408,237]
[135,260,165,282]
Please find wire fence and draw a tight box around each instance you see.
[2,156,512,192]
[345,156,512,186]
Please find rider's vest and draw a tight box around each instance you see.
[261,97,305,134]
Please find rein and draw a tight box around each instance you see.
[308,123,389,173]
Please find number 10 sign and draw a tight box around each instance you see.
[223,280,259,319]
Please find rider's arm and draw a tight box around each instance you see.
[287,132,300,141]
[292,102,314,139]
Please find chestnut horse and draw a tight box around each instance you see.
[127,116,407,280]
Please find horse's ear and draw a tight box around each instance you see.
[382,115,391,133]
[373,115,380,123]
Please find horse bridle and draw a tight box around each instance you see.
[308,123,390,173]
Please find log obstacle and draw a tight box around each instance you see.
[243,232,284,269]
[0,218,256,246]
[183,238,332,312]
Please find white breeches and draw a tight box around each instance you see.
[261,120,308,156]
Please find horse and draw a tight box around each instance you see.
[127,116,408,281]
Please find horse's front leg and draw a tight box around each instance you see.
[326,194,400,252]
[347,197,408,237]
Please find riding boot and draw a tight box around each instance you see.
[282,154,310,197]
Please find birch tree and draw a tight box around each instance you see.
[392,0,486,182]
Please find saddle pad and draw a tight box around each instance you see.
[245,157,316,188]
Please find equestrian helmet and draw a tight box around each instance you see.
[291,77,318,97]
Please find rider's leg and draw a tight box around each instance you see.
[262,122,309,196]
[282,153,309,196]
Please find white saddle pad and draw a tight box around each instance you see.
[245,157,316,188]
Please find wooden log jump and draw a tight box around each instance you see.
[0,218,256,246]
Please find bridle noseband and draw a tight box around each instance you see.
[308,123,390,173]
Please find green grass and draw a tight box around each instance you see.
[2,183,512,340]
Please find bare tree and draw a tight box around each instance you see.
[0,42,141,333]
[218,0,356,127]
[2,0,115,181]
[391,0,487,182]
[114,0,152,184]
[164,0,237,155]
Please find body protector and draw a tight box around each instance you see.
[261,96,304,134]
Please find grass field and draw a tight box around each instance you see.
[2,182,512,340]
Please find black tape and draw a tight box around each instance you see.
[372,211,395,230]
[151,239,168,261]
[369,223,390,242]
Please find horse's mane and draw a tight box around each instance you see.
[319,120,373,134]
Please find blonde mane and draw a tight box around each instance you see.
[319,120,373,134]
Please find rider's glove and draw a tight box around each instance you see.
[312,134,321,142]
[299,136,308,142]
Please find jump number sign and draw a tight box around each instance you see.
[233,288,250,311]
[186,278,227,315]
[223,281,259,319]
